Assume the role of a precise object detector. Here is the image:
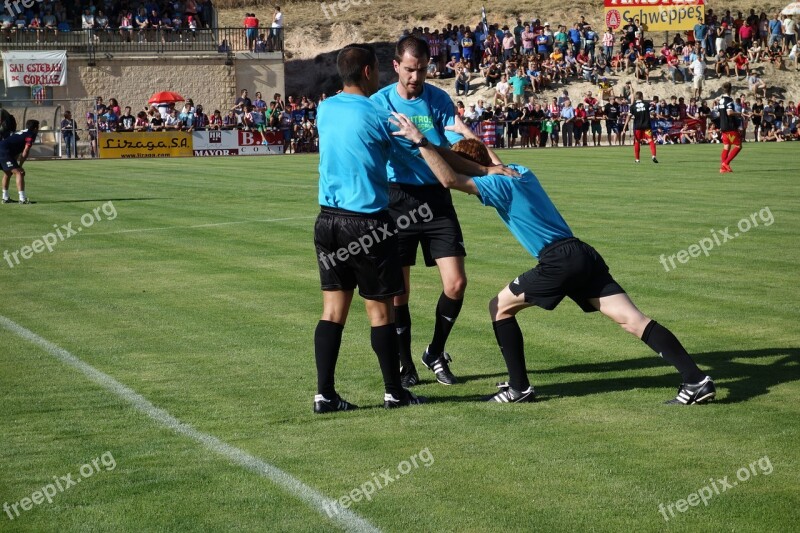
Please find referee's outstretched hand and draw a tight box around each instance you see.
[388,112,425,145]
[445,115,474,139]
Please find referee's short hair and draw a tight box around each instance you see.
[337,43,378,85]
[395,35,430,62]
[451,139,492,167]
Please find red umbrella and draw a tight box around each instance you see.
[148,91,185,104]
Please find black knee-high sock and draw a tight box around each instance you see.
[395,304,413,368]
[641,320,705,383]
[492,317,530,391]
[314,320,344,398]
[372,324,403,397]
[429,293,464,356]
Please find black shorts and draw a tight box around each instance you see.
[508,237,625,312]
[389,183,466,267]
[314,207,404,300]
[0,151,19,172]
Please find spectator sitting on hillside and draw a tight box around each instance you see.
[767,42,784,69]
[733,51,749,80]
[715,50,732,77]
[748,73,767,97]
[748,41,763,62]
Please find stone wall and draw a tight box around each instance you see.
[1,53,285,116]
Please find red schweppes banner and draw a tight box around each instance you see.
[605,0,704,31]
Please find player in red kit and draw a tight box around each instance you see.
[717,82,742,173]
[624,91,659,164]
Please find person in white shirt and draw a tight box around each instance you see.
[164,109,182,130]
[463,104,479,123]
[81,9,95,30]
[690,56,706,98]
[783,16,797,52]
[270,6,283,51]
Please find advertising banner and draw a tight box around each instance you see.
[2,50,67,87]
[192,130,284,156]
[98,132,193,159]
[604,0,705,32]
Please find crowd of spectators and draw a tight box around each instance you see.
[398,8,799,149]
[448,87,800,149]
[0,1,214,42]
[410,8,798,99]
[61,88,321,157]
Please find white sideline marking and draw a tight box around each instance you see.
[7,216,315,241]
[0,315,381,533]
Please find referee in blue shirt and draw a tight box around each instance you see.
[390,113,716,406]
[371,36,487,388]
[313,44,424,413]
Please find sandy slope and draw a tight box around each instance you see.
[218,2,800,104]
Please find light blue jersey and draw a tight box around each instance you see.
[371,83,462,186]
[472,165,573,259]
[317,92,397,213]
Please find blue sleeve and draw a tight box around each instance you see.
[473,175,512,211]
[434,90,462,145]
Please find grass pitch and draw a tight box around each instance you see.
[1,144,798,532]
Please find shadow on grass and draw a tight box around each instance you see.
[455,348,799,404]
[38,197,171,204]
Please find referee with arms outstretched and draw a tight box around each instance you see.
[312,44,425,413]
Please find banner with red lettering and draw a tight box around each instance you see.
[2,51,67,87]
[604,0,704,31]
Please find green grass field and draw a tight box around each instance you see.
[1,144,798,532]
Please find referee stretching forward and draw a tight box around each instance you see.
[391,113,715,405]
[313,44,425,413]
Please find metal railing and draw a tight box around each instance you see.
[0,27,283,56]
